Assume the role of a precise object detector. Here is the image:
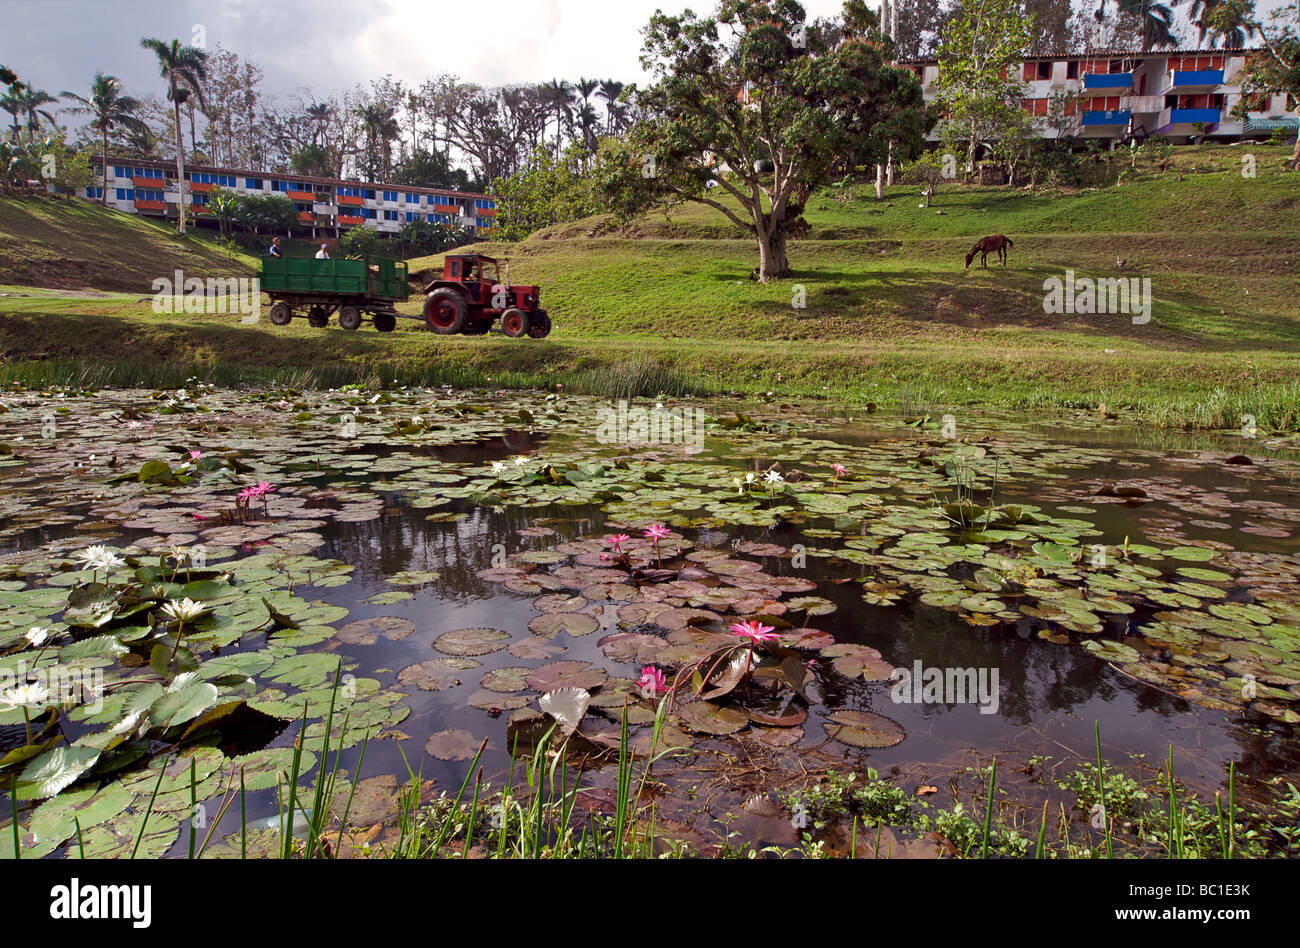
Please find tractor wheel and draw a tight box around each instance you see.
[268,302,292,326]
[527,310,552,339]
[307,305,329,328]
[338,305,362,331]
[374,312,397,333]
[462,319,490,335]
[424,288,467,334]
[501,307,531,338]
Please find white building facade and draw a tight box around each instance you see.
[899,48,1299,145]
[84,157,498,236]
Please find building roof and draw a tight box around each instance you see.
[897,46,1262,66]
[89,155,489,200]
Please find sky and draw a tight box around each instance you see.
[3,0,1289,107]
[2,0,852,102]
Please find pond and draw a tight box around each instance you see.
[1,383,1298,858]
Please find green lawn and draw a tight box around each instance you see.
[0,144,1296,431]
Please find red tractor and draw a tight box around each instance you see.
[421,254,551,338]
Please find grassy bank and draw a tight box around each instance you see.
[0,144,1296,430]
[0,193,256,291]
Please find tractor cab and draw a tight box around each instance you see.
[440,254,500,303]
[421,254,550,338]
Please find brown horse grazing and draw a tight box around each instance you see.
[965,234,1014,269]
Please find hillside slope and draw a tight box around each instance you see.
[0,195,255,291]
[0,144,1296,428]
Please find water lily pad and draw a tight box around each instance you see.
[528,612,600,638]
[823,710,905,748]
[525,660,608,693]
[434,627,510,656]
[425,728,483,761]
[676,700,749,735]
[397,658,475,691]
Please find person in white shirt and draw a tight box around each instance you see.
[315,244,330,259]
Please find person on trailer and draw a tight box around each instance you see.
[315,243,330,260]
[268,236,282,258]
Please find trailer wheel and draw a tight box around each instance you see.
[307,305,329,328]
[374,312,397,333]
[338,305,362,331]
[501,307,531,338]
[268,302,292,326]
[424,288,467,334]
[527,310,552,339]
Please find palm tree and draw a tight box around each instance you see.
[575,77,599,112]
[140,36,209,234]
[1115,0,1179,51]
[542,79,572,158]
[598,79,625,133]
[576,102,600,160]
[1178,0,1258,48]
[62,74,151,205]
[356,103,399,180]
[0,95,20,142]
[4,87,61,141]
[305,101,332,148]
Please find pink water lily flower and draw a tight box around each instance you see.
[189,450,205,460]
[831,462,848,487]
[729,620,779,643]
[638,666,668,696]
[608,533,631,553]
[643,523,670,568]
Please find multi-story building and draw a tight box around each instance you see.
[83,157,498,236]
[898,48,1299,145]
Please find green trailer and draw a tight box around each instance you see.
[260,254,411,332]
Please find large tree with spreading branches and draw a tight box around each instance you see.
[598,0,927,282]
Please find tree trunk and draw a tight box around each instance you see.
[1289,136,1300,170]
[875,162,884,199]
[886,140,896,186]
[101,128,109,205]
[174,97,187,235]
[754,221,790,282]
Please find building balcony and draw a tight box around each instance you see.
[1165,69,1223,92]
[338,194,364,206]
[1156,107,1222,133]
[297,211,314,222]
[131,176,165,189]
[1084,73,1133,91]
[339,214,365,226]
[135,199,166,212]
[286,189,315,201]
[1081,109,1131,127]
[1120,95,1164,113]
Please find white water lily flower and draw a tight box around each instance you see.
[491,461,507,474]
[95,550,126,572]
[512,456,527,466]
[24,627,50,647]
[161,598,205,622]
[74,544,111,569]
[168,545,188,563]
[538,687,591,737]
[744,472,757,484]
[0,682,51,711]
[411,415,422,425]
[763,470,784,485]
[733,477,743,495]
